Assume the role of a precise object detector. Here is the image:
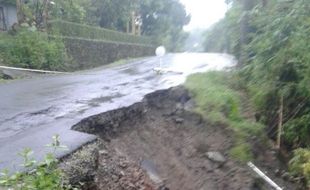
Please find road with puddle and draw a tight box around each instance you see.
[0,53,235,172]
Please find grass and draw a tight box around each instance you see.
[185,71,265,162]
[230,143,253,162]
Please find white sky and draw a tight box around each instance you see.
[180,0,228,31]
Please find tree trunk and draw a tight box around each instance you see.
[131,11,136,35]
[16,0,22,24]
[126,20,130,33]
[42,0,49,29]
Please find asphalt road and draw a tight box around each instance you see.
[0,53,235,172]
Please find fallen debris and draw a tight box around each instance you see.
[206,152,226,164]
[64,87,297,190]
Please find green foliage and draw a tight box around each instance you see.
[241,0,310,147]
[204,1,310,187]
[14,0,189,51]
[205,0,310,149]
[289,148,310,188]
[203,2,242,55]
[78,0,190,51]
[185,71,265,162]
[0,30,68,71]
[284,115,310,148]
[185,71,241,124]
[0,0,15,5]
[139,0,190,51]
[88,0,134,31]
[49,20,153,46]
[50,0,86,23]
[230,143,253,163]
[18,0,86,27]
[0,135,75,190]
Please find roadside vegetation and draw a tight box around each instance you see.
[203,0,310,187]
[0,29,68,71]
[0,135,76,190]
[185,71,265,162]
[0,0,190,74]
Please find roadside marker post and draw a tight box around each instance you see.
[154,46,166,74]
[247,162,283,190]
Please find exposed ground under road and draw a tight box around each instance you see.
[0,53,235,172]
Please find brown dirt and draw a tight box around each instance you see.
[68,87,257,190]
[62,86,300,190]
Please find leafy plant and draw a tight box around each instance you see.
[203,1,310,187]
[289,149,310,188]
[230,143,253,163]
[0,30,68,71]
[0,135,76,190]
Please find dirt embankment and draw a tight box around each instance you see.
[61,87,296,190]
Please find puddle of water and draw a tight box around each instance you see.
[89,93,124,104]
[121,67,140,75]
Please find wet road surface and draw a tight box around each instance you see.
[0,53,235,172]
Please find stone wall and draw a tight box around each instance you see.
[62,36,155,70]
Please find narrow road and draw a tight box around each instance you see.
[0,53,235,172]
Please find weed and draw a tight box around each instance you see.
[185,71,265,162]
[0,135,77,190]
[289,148,310,188]
[230,143,253,163]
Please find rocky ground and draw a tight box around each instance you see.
[61,86,299,190]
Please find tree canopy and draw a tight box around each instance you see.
[49,0,190,51]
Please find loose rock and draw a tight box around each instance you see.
[206,152,226,164]
[174,118,184,124]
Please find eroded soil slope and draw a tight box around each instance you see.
[68,87,257,190]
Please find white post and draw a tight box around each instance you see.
[247,162,283,190]
[155,46,166,70]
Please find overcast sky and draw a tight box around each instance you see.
[180,0,228,31]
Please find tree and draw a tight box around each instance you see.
[138,0,190,51]
[49,0,86,23]
[81,0,190,51]
[16,0,22,23]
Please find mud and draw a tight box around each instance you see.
[64,86,301,189]
[64,87,262,190]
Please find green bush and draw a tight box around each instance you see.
[0,30,68,71]
[289,148,310,188]
[48,20,153,46]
